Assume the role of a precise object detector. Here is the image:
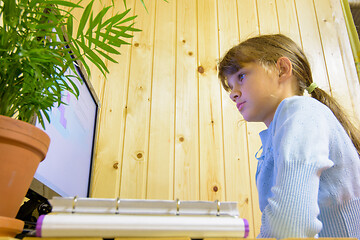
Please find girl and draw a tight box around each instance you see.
[218,34,360,239]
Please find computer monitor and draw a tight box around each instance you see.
[34,63,100,198]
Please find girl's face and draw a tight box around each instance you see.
[227,62,284,127]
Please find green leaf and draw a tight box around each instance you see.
[42,109,51,126]
[86,53,107,76]
[86,36,120,54]
[101,8,131,28]
[3,0,17,24]
[116,31,134,39]
[139,0,148,13]
[95,49,119,63]
[67,40,82,59]
[87,12,94,48]
[76,39,108,74]
[98,32,131,46]
[65,76,80,97]
[35,22,58,30]
[80,58,92,78]
[45,0,82,8]
[67,14,74,38]
[117,15,137,25]
[104,26,132,38]
[77,0,94,38]
[114,24,142,32]
[91,6,111,30]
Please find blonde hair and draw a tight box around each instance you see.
[218,34,360,156]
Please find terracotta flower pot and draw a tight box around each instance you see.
[0,115,50,236]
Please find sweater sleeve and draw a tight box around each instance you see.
[259,98,334,239]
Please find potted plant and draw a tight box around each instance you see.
[0,0,142,236]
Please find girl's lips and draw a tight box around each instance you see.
[237,102,245,111]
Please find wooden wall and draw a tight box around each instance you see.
[85,0,360,237]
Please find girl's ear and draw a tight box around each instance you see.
[276,57,293,81]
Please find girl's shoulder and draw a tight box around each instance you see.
[270,96,336,132]
[276,96,331,117]
[281,95,323,108]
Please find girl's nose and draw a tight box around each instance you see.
[230,90,241,102]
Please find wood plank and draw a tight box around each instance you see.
[245,121,264,237]
[218,0,240,53]
[329,0,360,120]
[313,0,355,117]
[146,0,176,200]
[277,0,302,46]
[90,0,134,197]
[295,0,331,93]
[174,0,200,201]
[237,0,260,40]
[114,238,190,240]
[119,0,156,199]
[257,0,279,34]
[217,0,255,238]
[197,0,226,201]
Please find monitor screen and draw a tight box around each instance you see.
[34,64,100,197]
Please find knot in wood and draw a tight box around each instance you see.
[198,66,204,74]
[113,162,119,169]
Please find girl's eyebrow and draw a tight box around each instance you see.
[238,67,250,74]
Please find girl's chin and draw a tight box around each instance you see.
[240,114,249,122]
[240,113,255,123]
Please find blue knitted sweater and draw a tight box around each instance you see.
[256,96,360,239]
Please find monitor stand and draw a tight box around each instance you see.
[15,179,59,237]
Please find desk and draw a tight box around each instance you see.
[18,238,360,240]
[5,238,250,240]
[0,237,358,240]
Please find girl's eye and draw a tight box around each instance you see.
[238,74,245,82]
